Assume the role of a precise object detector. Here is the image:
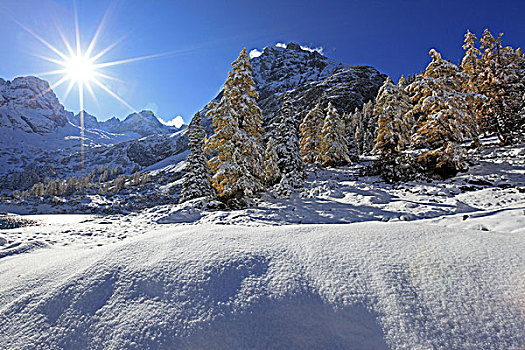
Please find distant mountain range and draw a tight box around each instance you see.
[69,110,178,138]
[0,76,186,181]
[0,42,386,191]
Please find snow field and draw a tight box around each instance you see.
[0,223,523,349]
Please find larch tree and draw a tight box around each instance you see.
[181,112,214,202]
[299,103,324,164]
[478,29,524,144]
[205,48,266,199]
[263,136,281,185]
[407,49,477,177]
[274,98,304,190]
[461,30,481,95]
[397,75,408,89]
[320,102,351,166]
[353,101,376,155]
[373,77,413,158]
[460,29,484,146]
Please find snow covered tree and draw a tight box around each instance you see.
[373,77,413,157]
[31,182,44,197]
[460,29,484,146]
[398,75,408,89]
[320,102,350,166]
[263,137,281,185]
[343,111,354,150]
[349,107,362,153]
[45,179,59,196]
[113,175,125,193]
[353,101,376,155]
[181,112,214,202]
[274,99,304,188]
[461,30,481,94]
[478,29,524,144]
[299,103,323,164]
[98,168,109,183]
[408,49,478,177]
[205,47,266,199]
[362,101,377,154]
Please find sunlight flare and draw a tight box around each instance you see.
[64,54,96,84]
[5,6,185,173]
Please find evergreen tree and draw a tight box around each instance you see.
[398,75,408,89]
[361,100,377,154]
[373,77,413,157]
[299,103,323,164]
[263,137,281,185]
[274,99,304,187]
[461,29,484,146]
[351,107,363,154]
[181,112,214,202]
[408,49,477,177]
[353,101,376,155]
[320,102,351,166]
[478,29,524,144]
[205,48,266,199]
[343,111,354,152]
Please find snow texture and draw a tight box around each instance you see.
[0,222,523,349]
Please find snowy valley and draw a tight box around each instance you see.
[0,38,524,349]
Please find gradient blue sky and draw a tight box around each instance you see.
[0,0,523,125]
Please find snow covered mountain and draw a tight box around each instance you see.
[68,110,180,139]
[0,76,69,134]
[98,110,178,137]
[251,43,386,117]
[0,76,186,184]
[201,42,387,132]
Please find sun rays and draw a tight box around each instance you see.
[3,5,184,172]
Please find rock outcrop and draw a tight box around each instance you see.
[0,76,70,134]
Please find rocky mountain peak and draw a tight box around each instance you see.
[71,111,100,129]
[199,44,386,137]
[0,76,69,134]
[285,42,303,51]
[99,110,178,137]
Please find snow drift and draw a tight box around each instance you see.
[0,223,524,349]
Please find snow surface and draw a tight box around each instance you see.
[0,142,524,348]
[0,223,523,349]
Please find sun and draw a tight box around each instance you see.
[64,54,96,84]
[6,7,183,171]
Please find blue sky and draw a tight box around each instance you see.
[0,0,523,125]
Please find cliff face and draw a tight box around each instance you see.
[0,76,70,134]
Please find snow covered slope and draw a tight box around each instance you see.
[0,141,523,348]
[0,76,187,183]
[0,223,523,349]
